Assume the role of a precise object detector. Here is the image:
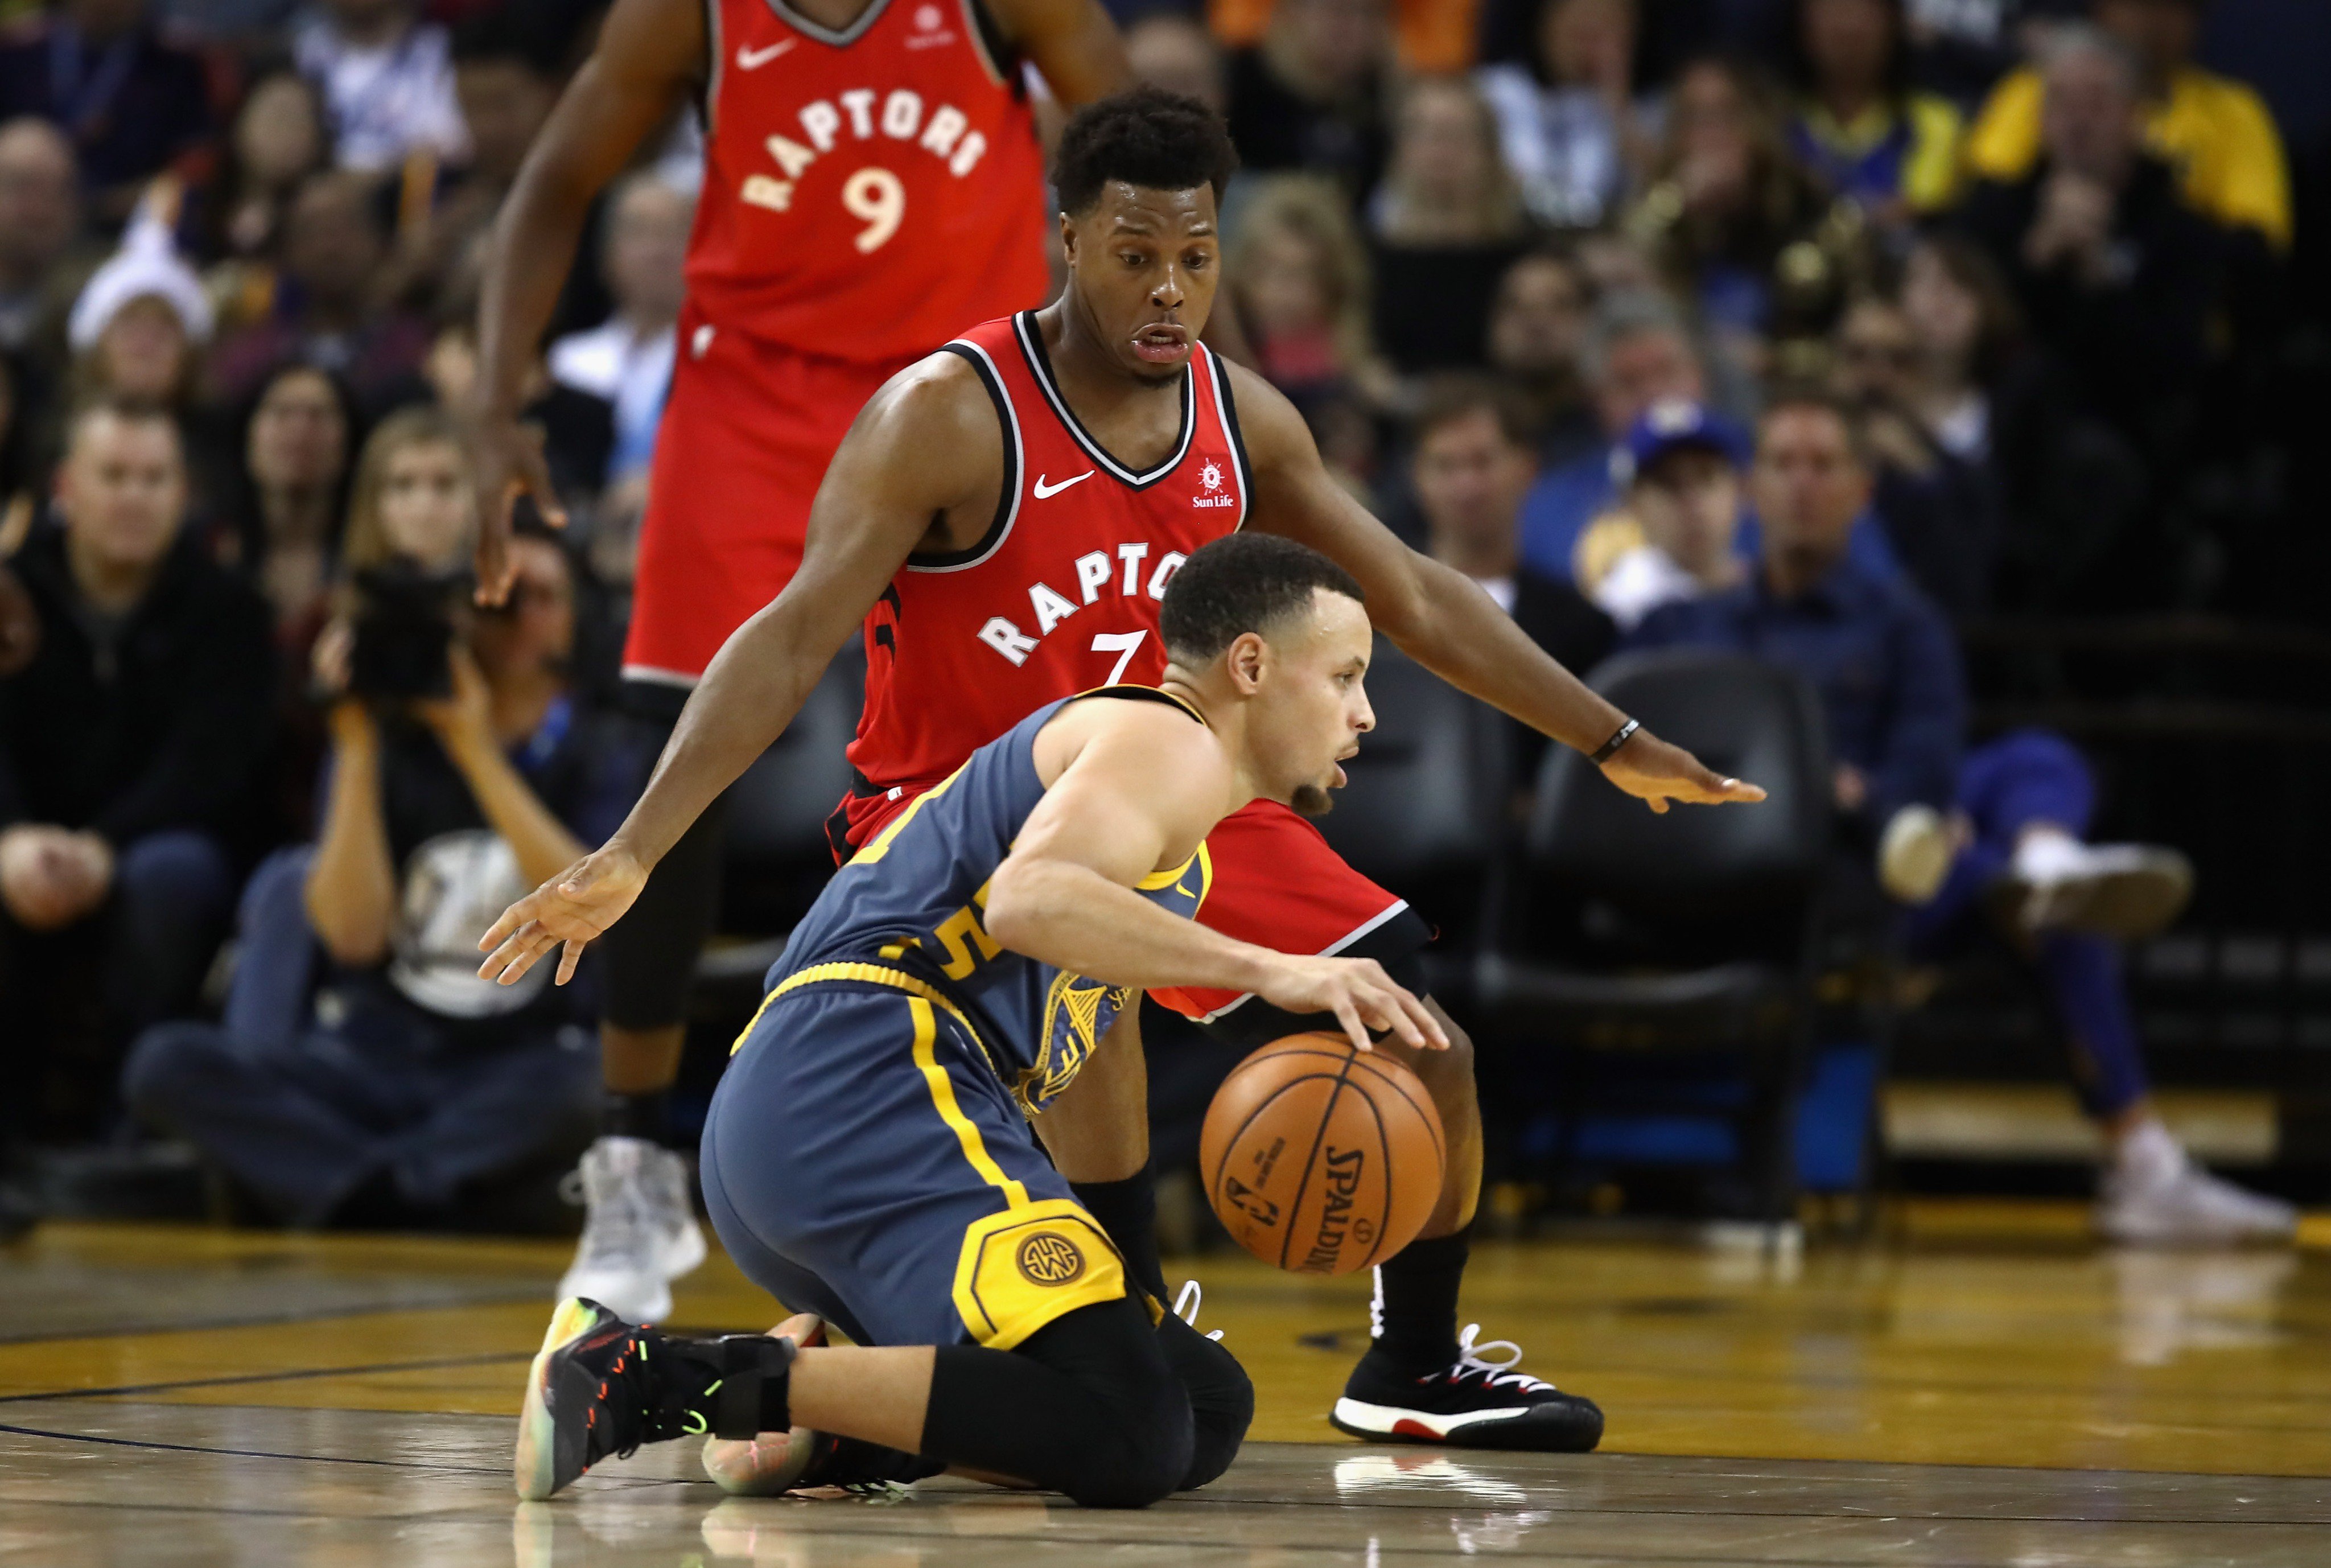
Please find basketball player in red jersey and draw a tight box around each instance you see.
[468,0,1131,1320]
[484,91,1763,1454]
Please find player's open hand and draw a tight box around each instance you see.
[469,408,567,607]
[476,843,648,987]
[1597,727,1767,815]
[1257,955,1449,1055]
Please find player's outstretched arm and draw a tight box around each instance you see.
[471,0,702,603]
[983,703,1446,1053]
[476,360,1006,988]
[1228,363,1765,815]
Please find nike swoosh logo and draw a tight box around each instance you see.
[1173,880,1193,898]
[1032,471,1094,499]
[735,39,797,69]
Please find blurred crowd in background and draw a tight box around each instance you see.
[2,0,2326,1236]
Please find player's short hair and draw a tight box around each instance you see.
[1053,86,1239,216]
[1160,534,1364,665]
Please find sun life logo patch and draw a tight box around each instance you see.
[1015,1231,1086,1286]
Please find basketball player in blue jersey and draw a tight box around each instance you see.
[485,534,1444,1505]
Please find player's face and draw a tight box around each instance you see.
[1061,182,1221,383]
[1247,590,1375,817]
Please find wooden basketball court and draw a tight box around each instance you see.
[5,1205,2328,1565]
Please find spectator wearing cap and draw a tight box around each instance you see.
[0,400,273,1131]
[1957,24,2227,465]
[1584,396,1749,631]
[65,201,211,406]
[1226,0,1394,203]
[1784,0,1963,229]
[1965,0,2290,251]
[1628,390,2295,1246]
[208,169,431,413]
[294,0,466,175]
[0,0,212,217]
[1514,290,1706,583]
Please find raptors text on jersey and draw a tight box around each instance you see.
[833,311,1254,849]
[691,0,1051,361]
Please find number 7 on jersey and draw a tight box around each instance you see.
[1092,631,1146,685]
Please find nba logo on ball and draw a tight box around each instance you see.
[1015,1231,1086,1286]
[1201,1034,1445,1275]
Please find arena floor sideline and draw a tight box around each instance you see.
[3,1207,2328,1565]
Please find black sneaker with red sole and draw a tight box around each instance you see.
[1330,1327,1604,1452]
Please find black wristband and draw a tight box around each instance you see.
[1588,718,1640,765]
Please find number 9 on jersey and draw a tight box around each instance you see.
[845,167,905,253]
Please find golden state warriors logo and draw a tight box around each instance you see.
[1015,1231,1086,1286]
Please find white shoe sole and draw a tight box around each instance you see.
[513,1297,600,1500]
[1329,1396,1535,1441]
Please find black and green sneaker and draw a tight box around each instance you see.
[514,1298,796,1499]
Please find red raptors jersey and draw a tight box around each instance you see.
[690,0,1051,362]
[835,311,1252,849]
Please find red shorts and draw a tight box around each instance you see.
[845,789,1428,1041]
[622,307,918,685]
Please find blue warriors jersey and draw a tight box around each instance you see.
[761,687,1211,1116]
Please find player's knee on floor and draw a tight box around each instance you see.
[938,1297,1189,1509]
[1022,1298,1194,1508]
[1156,1307,1252,1491]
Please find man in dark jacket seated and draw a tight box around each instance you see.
[1628,390,2292,1245]
[0,399,272,1130]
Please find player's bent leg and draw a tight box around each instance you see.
[1374,998,1484,1238]
[1156,1298,1253,1491]
[921,1297,1195,1509]
[1334,1003,1603,1452]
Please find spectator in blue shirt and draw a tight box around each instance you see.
[1630,389,2295,1245]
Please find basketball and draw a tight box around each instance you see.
[1200,1032,1446,1276]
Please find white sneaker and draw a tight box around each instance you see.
[2003,833,2193,941]
[555,1137,706,1322]
[2098,1130,2296,1246]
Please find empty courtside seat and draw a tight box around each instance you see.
[1472,651,1831,1219]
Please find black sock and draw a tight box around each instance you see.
[1369,1227,1469,1372]
[602,1087,670,1142]
[1070,1161,1168,1303]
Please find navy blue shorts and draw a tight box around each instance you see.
[701,968,1129,1349]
